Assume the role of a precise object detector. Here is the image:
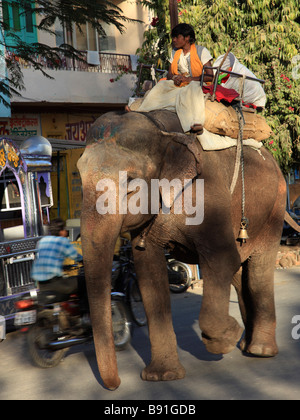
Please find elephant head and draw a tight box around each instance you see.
[77,111,201,388]
[78,110,286,390]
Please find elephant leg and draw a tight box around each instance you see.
[238,250,279,357]
[81,214,122,390]
[132,239,185,382]
[199,250,243,355]
[232,263,248,330]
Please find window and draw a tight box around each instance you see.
[74,22,98,51]
[55,19,65,46]
[75,24,88,50]
[99,23,116,52]
[38,173,52,208]
[3,0,37,45]
[2,2,10,30]
[11,2,21,31]
[25,7,34,33]
[0,169,21,211]
[87,22,97,51]
[57,20,116,53]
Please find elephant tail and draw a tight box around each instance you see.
[284,211,300,233]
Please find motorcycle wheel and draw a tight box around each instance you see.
[111,300,131,350]
[27,321,68,368]
[127,277,147,327]
[168,260,192,293]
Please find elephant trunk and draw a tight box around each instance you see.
[81,212,124,390]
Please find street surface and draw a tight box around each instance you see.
[1,267,300,400]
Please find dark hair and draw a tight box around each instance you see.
[171,23,196,44]
[49,218,66,236]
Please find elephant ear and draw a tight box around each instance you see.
[159,131,201,182]
[157,131,201,212]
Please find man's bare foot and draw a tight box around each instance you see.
[190,124,203,134]
[125,105,132,112]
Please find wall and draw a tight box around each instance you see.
[114,0,150,55]
[13,69,137,105]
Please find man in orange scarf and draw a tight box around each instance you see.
[137,23,213,133]
[167,23,213,89]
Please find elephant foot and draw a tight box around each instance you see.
[240,337,278,357]
[202,324,244,355]
[141,360,186,382]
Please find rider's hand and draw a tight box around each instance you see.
[173,75,184,86]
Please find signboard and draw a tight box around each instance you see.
[0,114,41,137]
[41,113,96,142]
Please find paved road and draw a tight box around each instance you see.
[1,267,300,400]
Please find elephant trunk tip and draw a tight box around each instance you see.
[103,376,121,391]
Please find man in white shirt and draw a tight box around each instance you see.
[137,23,213,133]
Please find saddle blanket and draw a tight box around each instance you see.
[197,128,263,151]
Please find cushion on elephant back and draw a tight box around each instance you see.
[204,100,272,141]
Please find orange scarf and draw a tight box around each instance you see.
[171,44,203,87]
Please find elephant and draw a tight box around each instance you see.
[77,109,287,390]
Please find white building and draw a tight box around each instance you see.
[0,0,150,141]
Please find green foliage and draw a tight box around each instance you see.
[138,0,300,172]
[137,0,171,69]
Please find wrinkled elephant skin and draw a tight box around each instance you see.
[77,110,286,390]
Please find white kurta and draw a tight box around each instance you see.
[138,80,206,133]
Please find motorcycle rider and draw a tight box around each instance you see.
[31,218,88,311]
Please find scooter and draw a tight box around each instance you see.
[14,265,132,368]
[165,253,194,293]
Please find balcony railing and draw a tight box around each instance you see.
[16,51,133,74]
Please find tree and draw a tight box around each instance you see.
[137,0,170,71]
[0,0,140,106]
[187,0,300,173]
[168,0,178,29]
[137,0,300,172]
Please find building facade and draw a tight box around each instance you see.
[0,0,150,142]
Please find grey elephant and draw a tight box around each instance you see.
[77,110,287,390]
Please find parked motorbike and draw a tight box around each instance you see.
[112,241,194,330]
[14,264,131,368]
[113,242,147,327]
[165,253,194,293]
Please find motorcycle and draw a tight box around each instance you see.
[112,241,194,329]
[165,253,194,293]
[112,242,147,327]
[14,264,132,368]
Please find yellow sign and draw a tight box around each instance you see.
[41,113,97,142]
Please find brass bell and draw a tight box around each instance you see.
[238,227,249,243]
[135,235,146,251]
[238,217,249,243]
